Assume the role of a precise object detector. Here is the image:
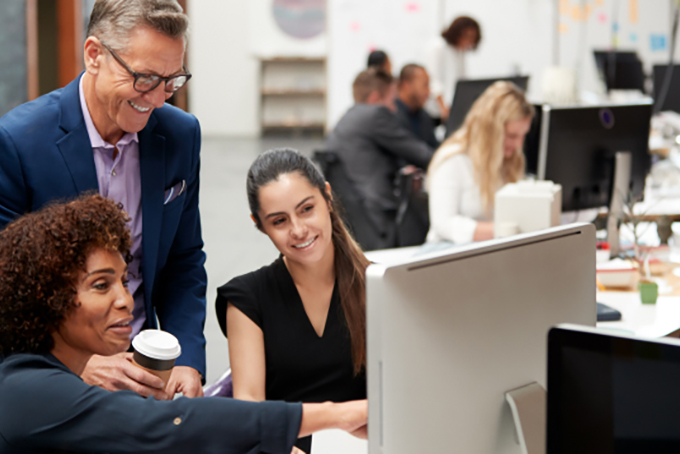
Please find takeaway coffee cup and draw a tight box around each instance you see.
[131,329,182,385]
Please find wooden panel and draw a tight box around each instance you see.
[56,0,83,88]
[172,0,189,112]
[26,0,38,100]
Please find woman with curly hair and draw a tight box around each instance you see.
[0,194,366,454]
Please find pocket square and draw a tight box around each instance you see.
[164,180,186,205]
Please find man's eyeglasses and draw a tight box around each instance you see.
[100,41,192,94]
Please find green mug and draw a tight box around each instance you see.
[638,281,658,305]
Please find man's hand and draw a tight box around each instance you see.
[81,352,169,400]
[166,366,204,398]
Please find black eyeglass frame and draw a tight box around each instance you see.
[100,41,192,94]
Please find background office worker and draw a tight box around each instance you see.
[0,0,205,398]
[424,16,482,121]
[0,195,367,454]
[395,64,439,149]
[426,81,533,244]
[217,149,369,453]
[367,49,393,75]
[325,68,434,250]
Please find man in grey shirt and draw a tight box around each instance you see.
[325,68,434,249]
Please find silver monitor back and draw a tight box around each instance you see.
[367,224,596,454]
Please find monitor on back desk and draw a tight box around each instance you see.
[366,224,596,454]
[654,64,680,114]
[523,102,652,212]
[548,324,680,453]
[593,50,645,92]
[445,76,530,138]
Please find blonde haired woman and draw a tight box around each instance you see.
[426,81,534,244]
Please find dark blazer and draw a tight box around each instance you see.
[0,75,207,376]
[395,98,440,149]
[325,104,433,232]
[0,353,301,454]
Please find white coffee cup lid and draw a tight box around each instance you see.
[132,330,181,360]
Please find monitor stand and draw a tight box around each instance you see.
[606,151,632,256]
[505,382,546,454]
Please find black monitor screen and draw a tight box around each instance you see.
[548,327,680,454]
[445,76,529,138]
[593,51,645,91]
[530,103,652,211]
[653,65,680,114]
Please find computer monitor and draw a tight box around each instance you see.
[445,76,530,138]
[548,324,680,453]
[653,64,680,113]
[366,224,596,454]
[593,50,645,92]
[524,102,653,211]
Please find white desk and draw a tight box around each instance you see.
[596,291,680,338]
[312,430,367,454]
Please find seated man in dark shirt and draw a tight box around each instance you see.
[395,64,440,149]
[325,68,434,250]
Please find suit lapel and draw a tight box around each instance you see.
[139,113,165,320]
[56,74,98,193]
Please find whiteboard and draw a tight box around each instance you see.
[328,0,673,130]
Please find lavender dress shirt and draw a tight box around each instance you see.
[79,78,146,335]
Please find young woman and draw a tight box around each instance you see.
[0,194,367,454]
[216,148,370,453]
[426,81,534,244]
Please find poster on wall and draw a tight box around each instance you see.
[273,0,325,39]
[249,0,327,58]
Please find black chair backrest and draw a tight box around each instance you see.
[394,168,430,247]
[313,150,395,250]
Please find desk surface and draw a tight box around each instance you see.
[596,291,680,337]
[312,430,367,454]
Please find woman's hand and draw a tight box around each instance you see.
[349,424,368,439]
[473,221,495,242]
[298,400,368,438]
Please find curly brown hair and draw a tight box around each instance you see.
[441,16,481,49]
[0,194,132,356]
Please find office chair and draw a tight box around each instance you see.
[203,369,233,398]
[394,167,430,247]
[313,150,396,250]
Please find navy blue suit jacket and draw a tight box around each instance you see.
[0,75,207,376]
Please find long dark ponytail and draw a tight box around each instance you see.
[247,148,370,374]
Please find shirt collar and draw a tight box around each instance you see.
[79,76,139,149]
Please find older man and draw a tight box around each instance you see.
[0,0,205,398]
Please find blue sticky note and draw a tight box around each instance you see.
[630,32,638,42]
[651,34,667,51]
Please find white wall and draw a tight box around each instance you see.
[189,0,327,137]
[191,0,674,136]
[189,0,260,137]
[328,0,674,131]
